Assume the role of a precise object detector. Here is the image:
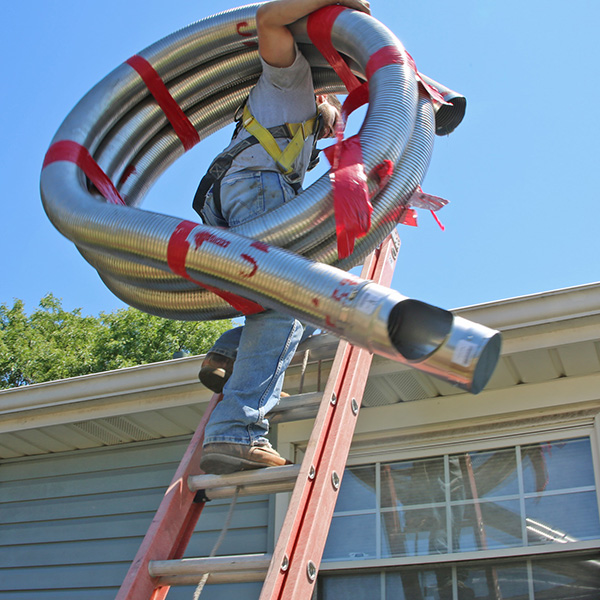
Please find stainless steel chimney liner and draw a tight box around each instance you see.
[41,4,499,393]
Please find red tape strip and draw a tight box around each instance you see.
[308,6,378,259]
[366,45,405,80]
[307,6,362,92]
[126,55,200,152]
[167,220,264,315]
[43,140,125,205]
[324,136,372,259]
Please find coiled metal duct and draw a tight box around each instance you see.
[40,4,500,393]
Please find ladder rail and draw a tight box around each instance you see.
[260,233,399,599]
[116,393,222,600]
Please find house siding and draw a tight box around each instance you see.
[0,437,268,599]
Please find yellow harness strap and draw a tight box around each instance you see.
[242,104,318,175]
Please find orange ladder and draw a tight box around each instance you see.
[116,231,400,600]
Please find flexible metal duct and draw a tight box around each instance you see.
[40,4,500,393]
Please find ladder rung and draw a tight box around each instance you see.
[188,464,300,500]
[149,554,271,585]
[154,572,266,586]
[270,391,322,423]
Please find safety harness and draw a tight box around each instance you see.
[193,102,322,219]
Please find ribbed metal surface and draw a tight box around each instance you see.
[40,6,500,392]
[41,5,430,318]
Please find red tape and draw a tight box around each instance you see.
[126,55,200,152]
[398,208,418,227]
[324,136,372,259]
[341,83,369,122]
[366,46,405,79]
[43,140,125,205]
[307,6,362,92]
[167,220,264,315]
[308,6,374,258]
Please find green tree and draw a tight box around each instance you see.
[0,294,232,389]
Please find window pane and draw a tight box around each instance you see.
[526,491,600,545]
[458,499,523,551]
[323,514,377,561]
[335,465,376,512]
[386,568,453,600]
[381,457,446,509]
[532,556,600,599]
[457,563,529,599]
[452,448,519,500]
[319,572,380,599]
[381,506,447,557]
[522,438,595,494]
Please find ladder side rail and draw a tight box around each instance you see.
[116,392,222,600]
[260,233,399,599]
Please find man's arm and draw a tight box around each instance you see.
[256,0,371,68]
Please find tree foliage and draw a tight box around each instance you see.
[0,294,233,389]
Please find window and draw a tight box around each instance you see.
[318,436,600,599]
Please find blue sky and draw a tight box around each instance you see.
[1,0,598,320]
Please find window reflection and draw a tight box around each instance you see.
[460,499,522,551]
[522,438,595,494]
[323,514,377,561]
[386,568,453,600]
[525,491,600,545]
[335,465,376,512]
[454,446,519,500]
[319,572,380,599]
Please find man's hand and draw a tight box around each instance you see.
[337,0,370,15]
[257,0,371,68]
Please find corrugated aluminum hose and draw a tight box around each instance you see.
[40,4,500,393]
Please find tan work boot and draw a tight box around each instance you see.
[198,352,234,393]
[200,442,291,475]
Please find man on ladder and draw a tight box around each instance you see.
[194,0,371,475]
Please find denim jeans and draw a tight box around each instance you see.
[200,170,304,445]
[209,324,317,361]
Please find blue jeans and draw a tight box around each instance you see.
[200,170,304,445]
[209,324,316,361]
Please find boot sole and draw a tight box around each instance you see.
[200,452,271,475]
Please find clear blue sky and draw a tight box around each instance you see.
[1,0,598,319]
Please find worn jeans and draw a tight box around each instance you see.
[200,170,304,445]
[208,324,316,361]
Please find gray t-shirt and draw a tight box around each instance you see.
[224,45,317,183]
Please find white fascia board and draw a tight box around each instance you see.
[453,281,600,331]
[0,355,212,433]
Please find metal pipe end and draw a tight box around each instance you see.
[387,300,501,394]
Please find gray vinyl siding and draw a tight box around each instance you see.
[0,437,268,599]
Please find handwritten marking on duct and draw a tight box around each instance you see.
[236,21,257,47]
[240,254,258,278]
[117,164,137,188]
[332,278,359,302]
[191,230,230,250]
[250,240,270,253]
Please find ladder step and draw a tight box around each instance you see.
[149,553,271,586]
[188,464,300,500]
[270,391,322,423]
